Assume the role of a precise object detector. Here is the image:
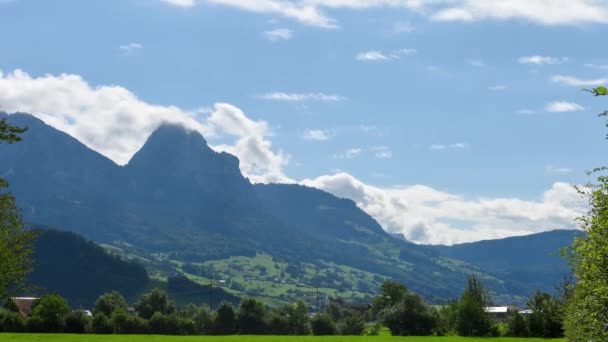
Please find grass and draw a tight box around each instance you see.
[0,335,566,342]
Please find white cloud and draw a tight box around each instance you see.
[430,143,468,151]
[206,0,338,28]
[0,68,590,245]
[468,59,485,67]
[260,92,344,102]
[303,173,586,244]
[545,101,585,113]
[302,129,332,141]
[489,85,508,91]
[264,28,293,41]
[551,74,608,87]
[518,56,568,65]
[546,165,573,174]
[0,69,290,183]
[356,48,417,62]
[373,146,393,159]
[161,0,196,7]
[431,0,608,25]
[334,148,362,159]
[119,42,143,53]
[192,1,608,28]
[516,109,537,115]
[392,21,414,33]
[585,63,608,71]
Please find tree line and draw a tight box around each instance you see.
[0,275,567,337]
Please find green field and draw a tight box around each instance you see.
[0,335,566,342]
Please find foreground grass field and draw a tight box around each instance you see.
[0,335,566,342]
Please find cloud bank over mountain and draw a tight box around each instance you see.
[0,69,586,244]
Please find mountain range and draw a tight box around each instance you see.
[0,112,578,305]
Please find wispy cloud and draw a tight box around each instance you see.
[373,146,393,159]
[264,28,293,41]
[468,59,485,67]
[430,143,469,151]
[119,42,143,53]
[545,101,584,113]
[161,0,195,8]
[551,74,608,87]
[185,1,608,29]
[518,56,568,65]
[334,148,362,159]
[585,63,608,71]
[546,165,573,174]
[489,85,508,91]
[391,21,414,33]
[302,129,333,141]
[356,48,417,62]
[260,92,345,102]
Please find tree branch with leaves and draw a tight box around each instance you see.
[0,117,34,300]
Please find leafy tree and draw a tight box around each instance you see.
[311,313,338,335]
[212,302,236,335]
[95,291,128,316]
[149,312,180,335]
[506,310,529,337]
[30,294,70,332]
[135,288,175,320]
[371,280,408,316]
[287,300,311,335]
[111,308,148,334]
[564,85,608,341]
[527,290,563,337]
[383,292,438,336]
[64,310,92,333]
[267,311,290,335]
[237,298,268,334]
[338,312,365,336]
[0,118,33,299]
[436,300,459,335]
[456,275,492,336]
[179,303,213,334]
[92,313,113,334]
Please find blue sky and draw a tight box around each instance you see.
[1,0,607,244]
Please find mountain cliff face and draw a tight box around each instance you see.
[0,112,572,302]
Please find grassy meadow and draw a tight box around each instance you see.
[0,335,566,342]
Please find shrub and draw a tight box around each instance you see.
[95,291,128,316]
[92,313,113,334]
[311,314,337,335]
[382,292,438,336]
[149,312,181,335]
[111,309,148,334]
[64,311,91,333]
[338,313,365,336]
[30,294,70,332]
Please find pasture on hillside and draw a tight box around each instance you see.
[0,334,566,342]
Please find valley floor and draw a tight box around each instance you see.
[0,334,566,342]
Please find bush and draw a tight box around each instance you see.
[149,312,181,335]
[135,288,175,320]
[25,315,44,333]
[212,302,236,335]
[1,311,25,332]
[95,291,128,316]
[111,309,148,334]
[311,314,337,335]
[506,311,529,337]
[30,294,70,332]
[65,311,91,333]
[92,313,113,334]
[267,313,290,335]
[338,313,365,336]
[237,298,268,334]
[383,293,438,336]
